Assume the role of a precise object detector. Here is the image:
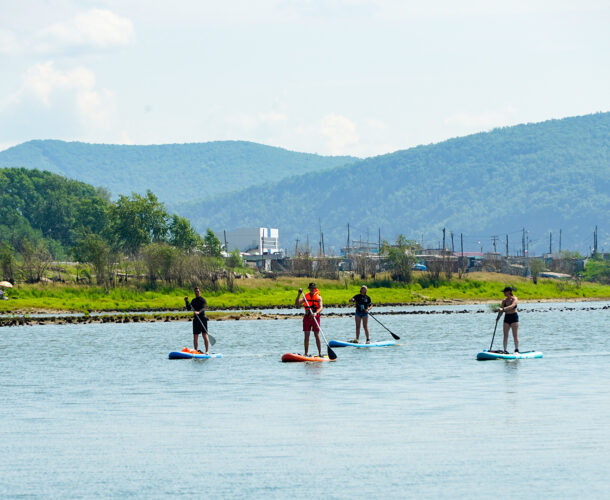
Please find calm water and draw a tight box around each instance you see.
[1,302,609,499]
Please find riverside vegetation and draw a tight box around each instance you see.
[1,167,609,319]
[1,272,609,316]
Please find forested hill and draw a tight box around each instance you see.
[0,140,357,203]
[176,113,610,255]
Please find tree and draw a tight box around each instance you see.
[529,258,545,284]
[168,214,202,251]
[72,234,111,284]
[108,191,169,255]
[202,228,222,258]
[225,248,243,269]
[0,242,16,282]
[17,238,52,283]
[382,235,421,283]
[141,243,179,285]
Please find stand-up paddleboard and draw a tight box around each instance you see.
[477,350,543,360]
[281,353,335,363]
[328,340,396,348]
[169,347,223,359]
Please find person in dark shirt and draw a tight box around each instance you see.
[184,286,209,353]
[349,285,372,343]
[498,286,519,354]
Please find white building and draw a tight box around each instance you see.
[224,227,279,255]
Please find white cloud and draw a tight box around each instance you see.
[34,9,134,54]
[319,113,359,154]
[0,61,116,140]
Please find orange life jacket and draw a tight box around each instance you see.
[303,290,321,314]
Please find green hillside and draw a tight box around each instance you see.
[0,140,357,203]
[175,113,610,255]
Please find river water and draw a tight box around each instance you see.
[1,302,609,498]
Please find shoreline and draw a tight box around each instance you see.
[1,298,608,327]
[1,295,609,316]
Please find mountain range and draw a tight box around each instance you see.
[175,113,610,255]
[1,113,608,255]
[0,140,357,203]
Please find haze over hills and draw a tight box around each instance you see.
[175,113,610,255]
[0,140,357,203]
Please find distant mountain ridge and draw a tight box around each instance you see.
[0,140,357,203]
[175,113,610,255]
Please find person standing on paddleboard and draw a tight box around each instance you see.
[497,286,519,353]
[184,287,210,354]
[295,282,323,357]
[349,285,373,343]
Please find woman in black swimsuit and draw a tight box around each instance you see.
[499,286,519,353]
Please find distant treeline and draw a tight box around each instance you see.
[0,168,239,286]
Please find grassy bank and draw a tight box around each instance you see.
[1,272,609,314]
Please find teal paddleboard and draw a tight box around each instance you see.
[477,350,543,360]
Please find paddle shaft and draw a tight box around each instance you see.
[187,302,216,346]
[368,312,400,340]
[301,291,337,360]
[489,317,500,351]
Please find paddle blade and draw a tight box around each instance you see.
[208,334,216,346]
[327,346,337,360]
[390,332,400,340]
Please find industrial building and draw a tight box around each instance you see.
[224,227,280,256]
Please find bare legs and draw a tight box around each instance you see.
[193,333,210,354]
[304,331,322,357]
[502,322,519,352]
[355,316,370,342]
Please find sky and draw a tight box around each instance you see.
[0,0,609,157]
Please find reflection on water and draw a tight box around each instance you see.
[0,301,609,498]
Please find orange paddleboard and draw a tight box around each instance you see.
[281,353,335,363]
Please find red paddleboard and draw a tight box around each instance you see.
[281,353,334,363]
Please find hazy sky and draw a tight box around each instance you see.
[1,0,608,156]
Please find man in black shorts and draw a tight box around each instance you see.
[184,287,209,353]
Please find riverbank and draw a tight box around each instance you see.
[1,272,609,316]
[1,302,608,327]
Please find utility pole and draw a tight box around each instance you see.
[321,233,325,256]
[505,234,509,257]
[594,225,598,255]
[294,238,299,256]
[378,228,381,254]
[442,228,446,250]
[522,228,525,257]
[347,223,350,255]
[549,232,552,255]
[319,219,323,256]
[491,235,498,253]
[223,230,228,251]
[450,231,455,253]
[460,233,464,257]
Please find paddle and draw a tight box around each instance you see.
[186,302,216,346]
[488,316,500,351]
[368,312,400,340]
[301,290,337,360]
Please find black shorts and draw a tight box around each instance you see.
[192,316,208,335]
[504,312,519,325]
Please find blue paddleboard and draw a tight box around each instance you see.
[328,340,396,348]
[169,349,223,359]
[476,350,543,360]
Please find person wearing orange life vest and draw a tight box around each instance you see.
[295,282,324,357]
